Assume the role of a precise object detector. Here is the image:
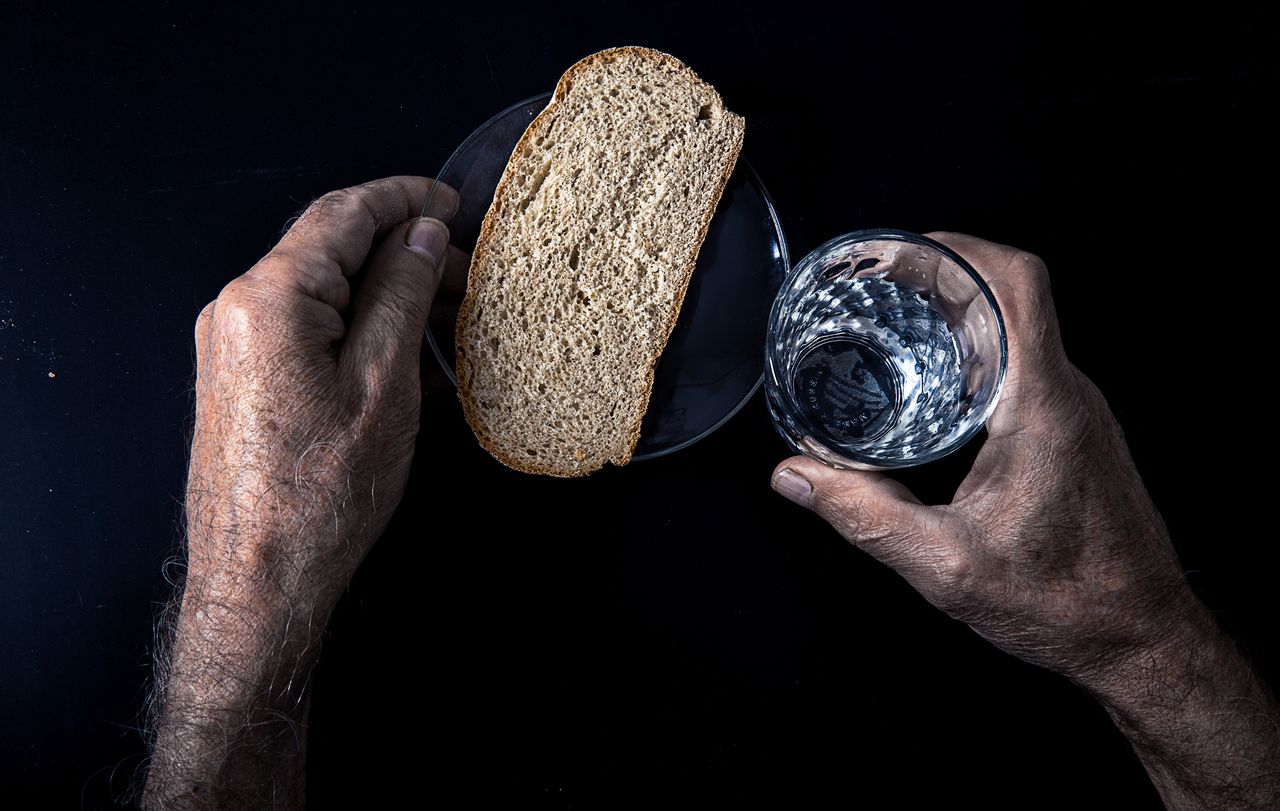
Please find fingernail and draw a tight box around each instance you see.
[405,217,448,266]
[771,468,812,507]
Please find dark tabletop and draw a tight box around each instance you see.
[1,2,1271,808]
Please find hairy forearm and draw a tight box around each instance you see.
[143,540,335,811]
[142,174,438,808]
[1078,603,1280,809]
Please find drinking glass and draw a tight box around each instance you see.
[765,229,1007,469]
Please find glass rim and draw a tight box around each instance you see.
[767,227,1009,470]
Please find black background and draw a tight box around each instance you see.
[1,2,1272,808]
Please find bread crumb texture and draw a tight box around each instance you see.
[456,46,744,476]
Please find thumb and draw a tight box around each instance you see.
[771,456,940,572]
[345,216,449,369]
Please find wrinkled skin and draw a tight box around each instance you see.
[772,233,1279,808]
[183,177,455,608]
[777,233,1193,680]
[142,188,1278,811]
[145,176,459,810]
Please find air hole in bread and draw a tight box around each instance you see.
[519,159,553,214]
[568,245,580,271]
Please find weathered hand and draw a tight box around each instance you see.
[771,233,1279,808]
[772,232,1194,679]
[145,176,456,810]
[185,175,454,607]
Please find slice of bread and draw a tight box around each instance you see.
[455,46,745,477]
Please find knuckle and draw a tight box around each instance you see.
[1012,251,1051,294]
[214,278,279,334]
[195,300,216,329]
[307,184,382,228]
[266,243,345,281]
[1014,250,1047,274]
[925,555,995,618]
[1027,365,1097,435]
[258,249,349,303]
[216,279,254,314]
[310,187,356,216]
[931,547,974,592]
[288,188,358,236]
[288,184,383,253]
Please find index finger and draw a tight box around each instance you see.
[279,176,458,275]
[923,231,1073,432]
[923,231,1054,346]
[249,177,458,311]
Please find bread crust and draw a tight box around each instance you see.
[455,46,744,477]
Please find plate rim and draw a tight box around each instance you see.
[633,159,789,461]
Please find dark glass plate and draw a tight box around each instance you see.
[424,93,788,461]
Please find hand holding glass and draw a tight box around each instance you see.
[765,229,1007,470]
